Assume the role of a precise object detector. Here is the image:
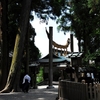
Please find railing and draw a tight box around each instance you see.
[58,80,100,100]
[87,83,100,100]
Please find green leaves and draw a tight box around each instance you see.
[56,0,100,63]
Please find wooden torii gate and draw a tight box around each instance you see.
[45,27,70,88]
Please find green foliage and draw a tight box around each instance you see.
[28,24,40,62]
[87,0,99,12]
[31,0,66,23]
[57,0,100,62]
[8,0,100,63]
[8,0,66,56]
[36,67,44,84]
[8,0,41,63]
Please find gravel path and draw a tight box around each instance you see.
[0,85,58,100]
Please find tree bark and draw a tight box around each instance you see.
[0,0,32,93]
[0,0,9,91]
[25,23,30,74]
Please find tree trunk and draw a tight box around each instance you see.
[25,24,30,74]
[0,1,2,89]
[0,0,9,91]
[0,0,32,93]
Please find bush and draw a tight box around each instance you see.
[36,67,44,84]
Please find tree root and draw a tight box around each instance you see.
[0,87,22,93]
[0,87,10,93]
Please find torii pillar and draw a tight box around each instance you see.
[47,26,54,89]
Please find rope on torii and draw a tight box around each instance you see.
[45,27,70,56]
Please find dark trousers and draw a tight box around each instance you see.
[22,79,29,92]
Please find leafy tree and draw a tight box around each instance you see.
[0,0,32,92]
[57,0,100,63]
[0,0,66,92]
[0,0,40,91]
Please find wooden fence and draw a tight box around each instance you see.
[58,80,100,100]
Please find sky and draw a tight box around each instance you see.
[30,15,78,58]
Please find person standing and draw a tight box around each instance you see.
[22,73,31,93]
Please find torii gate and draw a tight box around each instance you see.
[45,27,70,56]
[45,27,70,88]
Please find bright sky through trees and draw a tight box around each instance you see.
[31,15,78,58]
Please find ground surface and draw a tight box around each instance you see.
[0,85,58,100]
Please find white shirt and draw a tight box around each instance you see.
[91,73,94,79]
[87,73,91,77]
[86,73,94,79]
[22,74,31,84]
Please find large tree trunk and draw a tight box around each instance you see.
[25,24,30,74]
[0,1,2,89]
[0,0,32,93]
[0,0,9,91]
